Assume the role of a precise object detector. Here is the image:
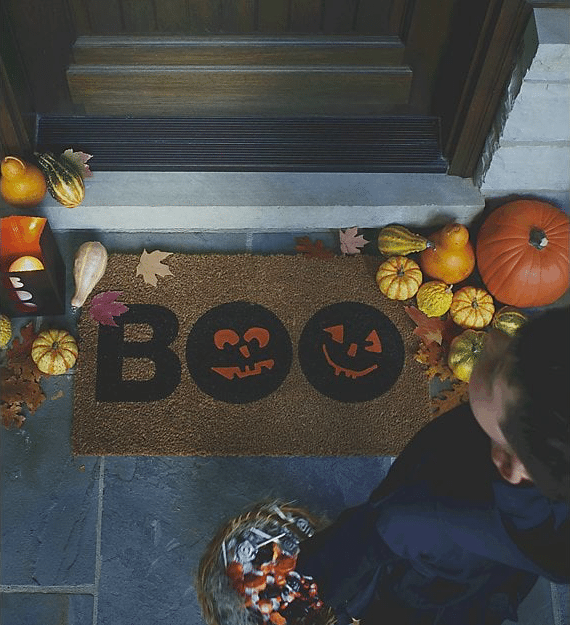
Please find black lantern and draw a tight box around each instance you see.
[0,216,65,316]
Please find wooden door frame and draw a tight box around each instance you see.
[403,0,533,177]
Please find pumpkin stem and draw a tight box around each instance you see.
[529,227,548,250]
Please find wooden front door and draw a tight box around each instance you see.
[1,0,533,177]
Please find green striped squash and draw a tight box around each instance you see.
[35,152,85,208]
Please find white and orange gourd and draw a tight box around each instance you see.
[31,329,78,375]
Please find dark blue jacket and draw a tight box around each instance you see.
[297,404,569,624]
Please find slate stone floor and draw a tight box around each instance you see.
[1,230,568,625]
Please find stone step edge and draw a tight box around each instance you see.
[35,172,485,231]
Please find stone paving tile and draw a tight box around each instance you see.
[0,592,93,625]
[97,456,391,625]
[0,372,99,586]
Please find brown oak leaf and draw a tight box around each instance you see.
[2,401,26,429]
[136,249,174,286]
[339,227,369,255]
[295,237,335,259]
[89,291,129,326]
[7,323,43,381]
[2,373,45,413]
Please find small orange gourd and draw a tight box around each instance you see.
[0,156,47,208]
[419,223,475,284]
[450,286,495,329]
[31,329,78,375]
[376,256,423,300]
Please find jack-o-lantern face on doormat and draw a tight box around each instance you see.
[186,301,292,404]
[298,302,404,402]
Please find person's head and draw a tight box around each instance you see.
[469,306,570,502]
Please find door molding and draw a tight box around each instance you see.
[430,0,532,177]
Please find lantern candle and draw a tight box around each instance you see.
[0,216,65,316]
[8,256,45,272]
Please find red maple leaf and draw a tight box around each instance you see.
[89,291,129,326]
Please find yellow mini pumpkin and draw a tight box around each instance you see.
[31,329,78,375]
[376,256,423,300]
[450,286,495,329]
[491,306,528,337]
[416,281,453,317]
[448,329,487,382]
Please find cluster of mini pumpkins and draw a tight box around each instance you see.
[375,199,570,381]
[0,153,85,209]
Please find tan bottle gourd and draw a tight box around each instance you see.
[71,241,108,308]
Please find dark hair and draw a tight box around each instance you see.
[500,306,570,502]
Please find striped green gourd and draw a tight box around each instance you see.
[35,152,85,208]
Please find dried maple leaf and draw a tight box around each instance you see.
[136,249,174,286]
[404,306,446,346]
[89,291,129,327]
[295,237,335,259]
[339,227,369,255]
[431,380,470,417]
[63,148,93,177]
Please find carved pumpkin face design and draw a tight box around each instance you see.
[186,302,292,403]
[298,302,404,402]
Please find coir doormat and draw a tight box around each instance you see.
[72,254,432,456]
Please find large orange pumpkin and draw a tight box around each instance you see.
[476,200,570,307]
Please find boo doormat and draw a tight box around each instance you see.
[73,254,432,456]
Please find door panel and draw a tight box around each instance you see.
[66,0,403,35]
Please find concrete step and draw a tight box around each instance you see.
[35,171,485,231]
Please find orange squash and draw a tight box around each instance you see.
[476,200,570,307]
[418,223,475,284]
[376,256,423,300]
[0,156,47,208]
[450,286,495,329]
[31,329,78,375]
